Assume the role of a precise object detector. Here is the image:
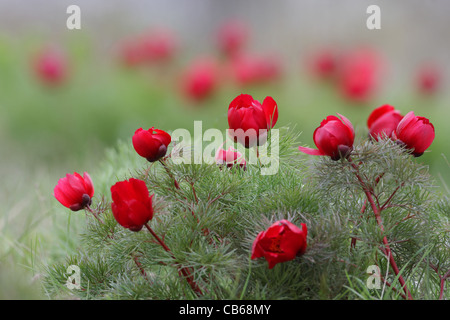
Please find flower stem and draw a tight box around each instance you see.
[144,223,203,296]
[159,158,180,189]
[86,205,104,224]
[348,157,413,300]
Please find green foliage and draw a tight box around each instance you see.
[41,125,449,300]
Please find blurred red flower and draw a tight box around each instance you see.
[132,127,172,162]
[251,220,307,269]
[227,93,278,148]
[229,53,282,86]
[119,28,178,67]
[181,57,219,102]
[299,113,354,160]
[392,111,435,157]
[337,48,380,103]
[367,104,403,141]
[53,172,94,211]
[416,64,441,95]
[110,178,153,232]
[33,46,68,85]
[216,19,249,58]
[306,48,339,81]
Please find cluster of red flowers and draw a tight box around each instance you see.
[52,92,309,270]
[299,104,435,160]
[53,88,437,273]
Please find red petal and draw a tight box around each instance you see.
[262,96,278,129]
[367,104,395,128]
[298,146,324,156]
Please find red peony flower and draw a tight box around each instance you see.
[181,57,219,102]
[217,19,249,58]
[215,146,246,170]
[227,94,278,148]
[132,127,171,162]
[298,113,354,160]
[33,46,67,85]
[251,220,307,269]
[367,104,403,141]
[53,172,94,211]
[392,111,435,157]
[110,178,154,232]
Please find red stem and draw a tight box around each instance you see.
[86,205,104,224]
[429,262,450,300]
[144,223,203,296]
[439,270,450,300]
[159,158,180,189]
[350,173,384,250]
[133,254,152,283]
[348,157,413,300]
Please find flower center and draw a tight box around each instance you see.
[268,237,283,253]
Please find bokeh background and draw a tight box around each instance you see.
[0,0,449,299]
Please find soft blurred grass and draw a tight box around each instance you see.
[0,34,449,299]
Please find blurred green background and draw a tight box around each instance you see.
[0,0,449,299]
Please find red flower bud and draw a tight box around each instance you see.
[392,111,435,157]
[132,127,171,162]
[53,172,94,211]
[215,146,246,170]
[227,94,278,148]
[251,220,307,269]
[367,104,403,141]
[299,113,354,160]
[110,178,154,232]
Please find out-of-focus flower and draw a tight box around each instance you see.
[33,46,68,85]
[367,104,403,141]
[119,28,178,67]
[139,28,178,63]
[132,127,171,162]
[251,220,307,269]
[338,48,380,103]
[298,113,354,160]
[53,172,94,211]
[416,64,441,95]
[227,93,278,148]
[215,146,246,169]
[216,19,249,58]
[306,48,339,81]
[229,53,282,86]
[110,178,153,232]
[392,111,435,157]
[181,57,219,102]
